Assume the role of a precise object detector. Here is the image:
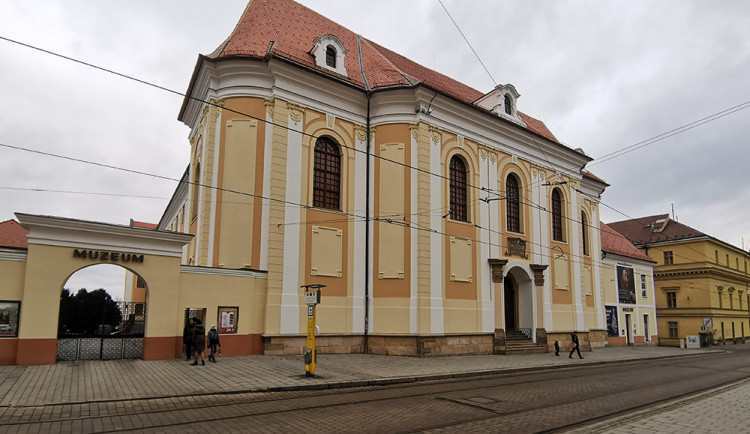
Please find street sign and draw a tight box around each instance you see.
[703,318,713,329]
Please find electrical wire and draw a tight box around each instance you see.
[2,34,747,288]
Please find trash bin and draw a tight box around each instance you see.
[680,338,685,348]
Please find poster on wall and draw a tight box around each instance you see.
[0,301,21,337]
[218,306,238,334]
[605,305,619,337]
[617,265,636,304]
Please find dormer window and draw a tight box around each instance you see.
[326,46,336,68]
[311,35,348,77]
[474,83,525,126]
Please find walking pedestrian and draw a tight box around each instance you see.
[190,318,206,366]
[569,331,583,359]
[207,324,221,363]
[554,340,560,356]
[183,318,194,361]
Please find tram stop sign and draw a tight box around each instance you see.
[305,290,321,305]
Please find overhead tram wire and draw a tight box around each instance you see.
[0,35,507,205]
[0,34,610,231]
[3,36,719,264]
[2,137,668,279]
[573,184,744,273]
[0,35,625,256]
[438,0,496,87]
[2,137,627,273]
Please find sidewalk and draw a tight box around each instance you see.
[0,346,712,408]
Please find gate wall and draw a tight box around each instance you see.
[14,214,192,365]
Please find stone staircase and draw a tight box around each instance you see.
[504,329,548,355]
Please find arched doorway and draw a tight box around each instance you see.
[504,265,536,341]
[56,265,148,361]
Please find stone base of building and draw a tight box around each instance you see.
[262,334,495,356]
[545,329,608,353]
[608,335,660,346]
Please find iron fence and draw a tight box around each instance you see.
[57,301,146,361]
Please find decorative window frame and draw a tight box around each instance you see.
[217,306,239,334]
[311,35,348,77]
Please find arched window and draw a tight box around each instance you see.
[326,46,337,68]
[551,189,563,241]
[581,210,589,256]
[313,137,341,210]
[506,174,520,232]
[449,155,468,222]
[504,94,512,115]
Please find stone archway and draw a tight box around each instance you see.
[504,265,535,340]
[56,264,149,361]
[14,214,192,365]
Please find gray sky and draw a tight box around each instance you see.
[2,1,750,295]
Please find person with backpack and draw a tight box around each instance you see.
[207,324,221,363]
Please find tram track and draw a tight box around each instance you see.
[1,352,746,433]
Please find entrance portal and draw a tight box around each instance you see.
[56,266,147,361]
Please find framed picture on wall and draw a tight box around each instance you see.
[217,306,238,334]
[0,301,21,338]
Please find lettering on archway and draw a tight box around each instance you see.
[72,249,144,263]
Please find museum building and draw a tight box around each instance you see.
[0,0,614,365]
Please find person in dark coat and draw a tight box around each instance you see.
[191,318,206,366]
[554,340,560,356]
[183,319,194,361]
[207,324,221,363]
[569,331,583,359]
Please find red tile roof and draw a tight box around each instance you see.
[582,170,608,185]
[0,219,28,249]
[212,0,560,143]
[608,214,705,246]
[129,219,157,229]
[600,222,652,262]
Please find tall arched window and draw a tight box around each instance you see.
[504,94,512,115]
[449,155,468,222]
[506,174,520,232]
[551,189,563,241]
[326,46,336,68]
[581,210,589,256]
[313,137,341,210]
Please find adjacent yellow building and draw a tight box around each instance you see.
[609,215,750,346]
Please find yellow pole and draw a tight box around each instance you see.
[305,303,316,376]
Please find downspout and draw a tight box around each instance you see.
[365,90,371,354]
[357,35,372,354]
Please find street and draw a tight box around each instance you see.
[2,347,750,433]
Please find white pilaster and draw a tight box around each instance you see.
[479,151,493,332]
[207,109,222,266]
[591,207,605,330]
[352,129,367,333]
[430,132,444,334]
[259,108,273,271]
[409,130,418,334]
[569,187,584,330]
[535,170,553,329]
[279,112,303,334]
